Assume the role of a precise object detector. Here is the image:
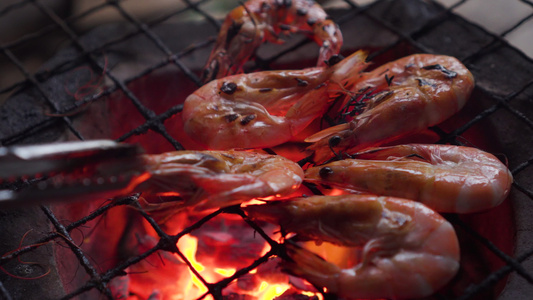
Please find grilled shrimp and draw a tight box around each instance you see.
[184,50,368,149]
[306,54,475,163]
[244,194,460,299]
[305,144,513,213]
[202,0,343,82]
[135,150,303,216]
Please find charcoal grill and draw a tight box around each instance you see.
[1,0,533,299]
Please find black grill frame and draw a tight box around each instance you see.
[1,0,533,299]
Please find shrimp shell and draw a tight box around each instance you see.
[305,144,513,213]
[244,194,460,299]
[184,51,368,150]
[135,150,303,218]
[306,54,475,163]
[202,0,343,82]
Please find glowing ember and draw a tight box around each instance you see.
[215,268,236,277]
[176,235,209,299]
[257,282,290,299]
[152,231,323,300]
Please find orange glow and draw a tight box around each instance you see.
[176,235,208,299]
[140,225,321,300]
[179,235,204,272]
[258,229,282,256]
[303,291,323,299]
[327,188,347,196]
[155,191,181,197]
[215,268,236,277]
[304,240,361,269]
[242,198,267,205]
[126,172,151,191]
[257,281,290,300]
[259,242,271,256]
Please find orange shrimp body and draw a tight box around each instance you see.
[184,51,368,150]
[244,194,460,299]
[202,0,343,82]
[305,144,513,213]
[306,54,475,163]
[135,150,303,216]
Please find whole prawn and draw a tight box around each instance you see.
[244,194,460,299]
[306,54,475,163]
[305,144,513,213]
[202,0,343,82]
[133,150,303,219]
[184,50,368,150]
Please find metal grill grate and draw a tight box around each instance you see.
[1,0,533,299]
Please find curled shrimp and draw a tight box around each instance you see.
[135,150,303,218]
[305,144,513,213]
[184,50,368,150]
[202,0,343,82]
[306,54,475,163]
[244,194,460,299]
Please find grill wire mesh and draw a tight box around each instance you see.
[1,0,533,299]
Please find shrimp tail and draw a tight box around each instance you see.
[329,50,369,86]
[285,51,367,135]
[283,242,341,292]
[286,83,331,127]
[313,20,344,68]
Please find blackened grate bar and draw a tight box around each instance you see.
[0,0,533,299]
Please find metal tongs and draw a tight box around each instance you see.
[0,140,147,208]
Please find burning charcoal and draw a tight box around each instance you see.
[108,271,130,300]
[236,274,262,291]
[256,257,289,285]
[223,293,247,300]
[191,214,279,269]
[275,290,320,300]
